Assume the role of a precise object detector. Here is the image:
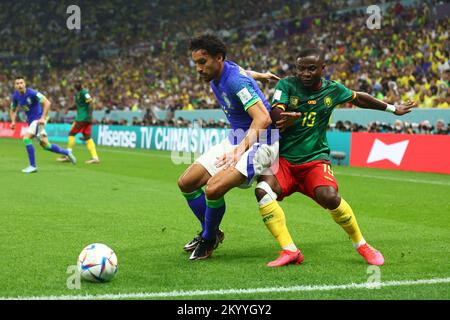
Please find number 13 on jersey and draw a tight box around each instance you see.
[301,112,317,127]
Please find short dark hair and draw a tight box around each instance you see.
[297,48,323,61]
[15,76,25,81]
[189,34,227,59]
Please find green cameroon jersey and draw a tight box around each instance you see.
[75,88,93,121]
[272,77,356,164]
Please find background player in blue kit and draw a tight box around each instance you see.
[178,35,298,261]
[9,76,76,173]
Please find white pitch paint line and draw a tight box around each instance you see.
[4,277,450,300]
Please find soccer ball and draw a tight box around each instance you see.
[77,243,118,282]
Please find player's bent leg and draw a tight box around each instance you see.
[22,134,37,173]
[204,167,246,200]
[315,186,384,266]
[178,164,212,252]
[40,137,77,165]
[57,134,74,162]
[58,133,76,162]
[178,163,211,193]
[255,175,303,267]
[190,168,245,261]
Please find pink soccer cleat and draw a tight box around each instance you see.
[267,249,304,267]
[357,243,385,266]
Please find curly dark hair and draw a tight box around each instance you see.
[297,48,324,61]
[189,34,227,59]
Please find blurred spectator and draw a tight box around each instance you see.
[418,120,433,134]
[434,119,448,134]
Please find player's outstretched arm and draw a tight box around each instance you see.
[270,106,301,132]
[352,92,417,116]
[9,109,17,129]
[9,98,17,129]
[246,70,280,83]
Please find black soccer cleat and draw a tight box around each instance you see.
[189,237,218,260]
[183,229,225,253]
[183,232,202,252]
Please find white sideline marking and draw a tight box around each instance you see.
[336,172,450,186]
[3,277,450,300]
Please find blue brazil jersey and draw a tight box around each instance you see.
[210,60,274,145]
[11,88,44,124]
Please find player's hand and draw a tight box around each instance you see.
[10,122,15,130]
[215,147,245,170]
[259,72,280,83]
[276,112,302,132]
[38,118,46,125]
[394,100,417,115]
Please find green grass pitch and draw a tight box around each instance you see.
[0,137,449,300]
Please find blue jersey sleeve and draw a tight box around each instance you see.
[228,69,261,111]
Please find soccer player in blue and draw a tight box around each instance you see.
[9,76,76,173]
[178,34,298,261]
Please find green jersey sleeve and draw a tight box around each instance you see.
[333,81,356,105]
[36,92,45,102]
[10,97,17,111]
[229,72,261,112]
[271,79,290,110]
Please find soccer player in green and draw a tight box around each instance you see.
[255,48,416,267]
[58,79,100,164]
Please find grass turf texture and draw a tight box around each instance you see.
[0,137,449,300]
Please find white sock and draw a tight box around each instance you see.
[282,243,298,252]
[353,238,367,249]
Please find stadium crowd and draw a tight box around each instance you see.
[330,118,449,134]
[0,0,448,118]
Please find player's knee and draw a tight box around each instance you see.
[84,135,91,140]
[255,188,267,202]
[255,180,278,205]
[39,140,48,149]
[177,176,192,193]
[205,182,224,200]
[315,187,341,210]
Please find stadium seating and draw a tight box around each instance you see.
[0,0,448,125]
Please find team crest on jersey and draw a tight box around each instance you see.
[27,97,32,105]
[290,96,299,107]
[221,92,231,113]
[324,96,333,107]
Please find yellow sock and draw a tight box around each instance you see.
[259,200,296,250]
[67,136,76,150]
[329,198,364,245]
[86,138,98,159]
